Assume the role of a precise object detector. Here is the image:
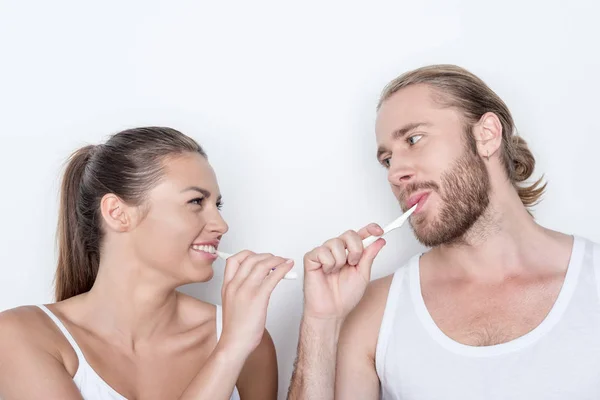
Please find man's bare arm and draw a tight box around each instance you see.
[287,225,386,400]
[335,276,392,399]
[287,317,342,400]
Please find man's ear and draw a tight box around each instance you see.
[473,112,503,160]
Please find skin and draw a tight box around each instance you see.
[288,83,573,399]
[0,152,293,400]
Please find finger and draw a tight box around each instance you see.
[339,230,363,266]
[317,245,342,274]
[230,253,273,288]
[323,238,347,273]
[357,238,386,281]
[244,255,289,287]
[223,250,254,285]
[262,259,295,294]
[356,223,384,241]
[304,247,336,273]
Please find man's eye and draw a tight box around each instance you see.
[408,135,423,145]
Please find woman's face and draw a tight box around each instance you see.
[128,152,229,285]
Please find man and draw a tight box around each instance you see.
[287,64,600,399]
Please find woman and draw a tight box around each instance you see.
[0,127,293,399]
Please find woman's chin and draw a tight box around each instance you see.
[175,261,215,285]
[191,266,215,283]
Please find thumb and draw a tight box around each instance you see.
[357,238,386,280]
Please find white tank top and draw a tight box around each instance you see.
[37,304,241,400]
[375,235,600,399]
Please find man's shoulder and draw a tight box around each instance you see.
[365,254,416,302]
[339,261,413,359]
[347,275,394,325]
[344,259,414,334]
[368,274,395,297]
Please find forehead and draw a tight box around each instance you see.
[158,152,220,194]
[376,84,438,137]
[375,84,461,143]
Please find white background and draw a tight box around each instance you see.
[1,1,599,398]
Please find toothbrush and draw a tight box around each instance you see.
[215,251,299,280]
[360,203,417,248]
[215,203,416,280]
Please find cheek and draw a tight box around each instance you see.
[422,148,451,177]
[170,212,205,243]
[140,210,202,249]
[422,148,467,194]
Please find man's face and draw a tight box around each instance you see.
[375,84,490,247]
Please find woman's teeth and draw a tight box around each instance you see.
[192,244,217,254]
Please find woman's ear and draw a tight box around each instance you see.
[99,193,133,232]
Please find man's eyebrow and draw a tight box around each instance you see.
[391,122,431,140]
[376,122,431,159]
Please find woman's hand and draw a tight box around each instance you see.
[218,251,294,358]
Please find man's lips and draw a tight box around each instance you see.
[403,191,432,214]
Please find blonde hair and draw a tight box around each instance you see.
[378,64,546,208]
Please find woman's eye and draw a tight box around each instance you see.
[189,197,204,206]
[382,158,391,168]
[408,134,423,145]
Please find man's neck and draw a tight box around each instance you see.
[430,193,564,281]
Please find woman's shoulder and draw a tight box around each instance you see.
[0,305,56,340]
[0,305,83,397]
[0,305,77,367]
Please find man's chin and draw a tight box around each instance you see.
[411,216,451,248]
[413,229,434,247]
[411,219,434,246]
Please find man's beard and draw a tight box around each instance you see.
[401,144,491,247]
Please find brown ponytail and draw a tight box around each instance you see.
[508,135,547,208]
[54,127,207,302]
[55,145,100,302]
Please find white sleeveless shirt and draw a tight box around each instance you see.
[38,304,241,400]
[375,235,600,399]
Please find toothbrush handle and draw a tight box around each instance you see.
[283,271,298,280]
[362,235,380,248]
[344,235,380,257]
[362,222,400,248]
